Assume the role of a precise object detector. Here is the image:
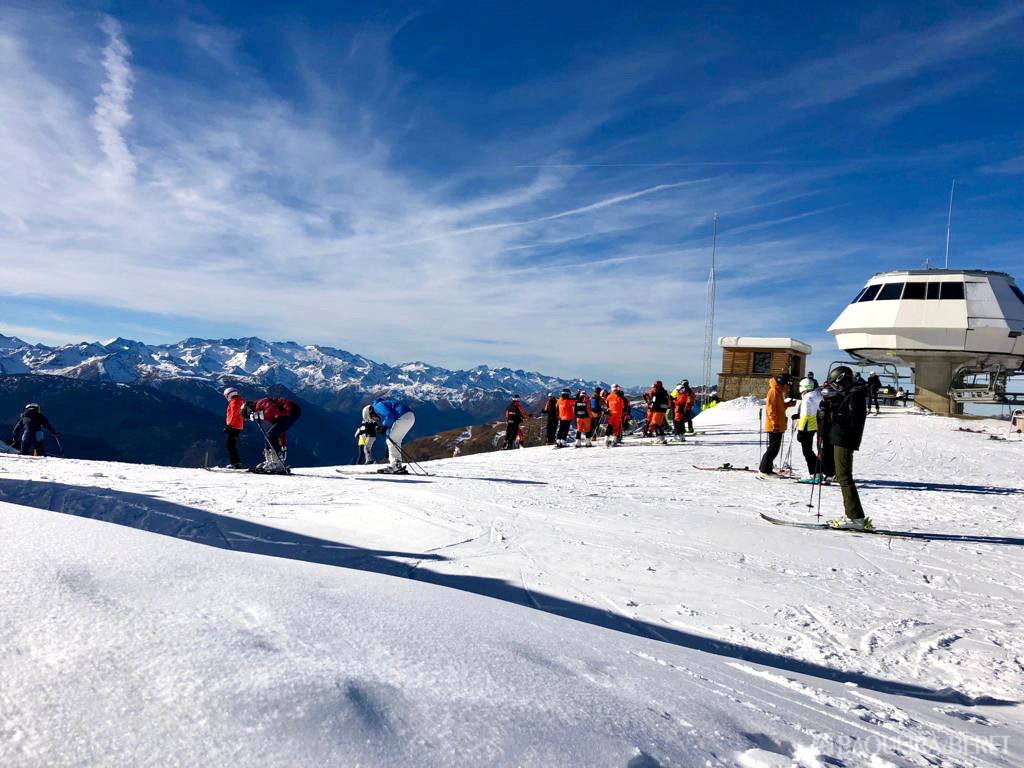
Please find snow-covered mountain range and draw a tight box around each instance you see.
[0,335,601,406]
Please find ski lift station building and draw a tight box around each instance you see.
[828,269,1024,414]
[716,336,811,401]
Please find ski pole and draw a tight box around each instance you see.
[53,434,65,457]
[385,434,429,476]
[254,420,287,469]
[758,408,763,465]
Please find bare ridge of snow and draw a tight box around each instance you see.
[1,400,1021,765]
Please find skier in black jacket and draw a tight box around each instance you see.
[11,404,59,456]
[818,366,871,530]
[503,395,529,450]
[541,394,558,445]
[866,371,882,415]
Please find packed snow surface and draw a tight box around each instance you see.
[1,402,1022,766]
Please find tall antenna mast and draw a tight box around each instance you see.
[944,178,956,269]
[701,213,718,407]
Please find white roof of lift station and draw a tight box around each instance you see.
[827,269,1024,369]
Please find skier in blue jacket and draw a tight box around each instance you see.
[370,396,416,473]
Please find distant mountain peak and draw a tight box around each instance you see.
[0,334,604,404]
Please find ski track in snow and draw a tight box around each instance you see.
[1,402,1022,765]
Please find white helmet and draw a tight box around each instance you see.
[223,387,239,399]
[799,377,816,393]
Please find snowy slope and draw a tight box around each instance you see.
[0,334,602,404]
[1,401,1022,766]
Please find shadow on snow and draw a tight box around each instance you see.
[1,477,1012,709]
[859,479,1023,496]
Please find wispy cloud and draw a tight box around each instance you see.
[91,15,135,186]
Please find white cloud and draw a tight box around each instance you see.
[91,15,135,186]
[0,9,922,385]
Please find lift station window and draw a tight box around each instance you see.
[752,351,772,374]
[857,284,881,302]
[926,283,941,299]
[939,282,965,300]
[876,282,904,300]
[902,282,926,300]
[1010,285,1024,305]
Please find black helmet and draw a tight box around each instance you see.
[682,380,689,387]
[827,366,853,388]
[512,393,520,400]
[774,373,791,386]
[561,388,571,396]
[24,403,40,411]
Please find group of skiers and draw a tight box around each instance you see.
[759,366,872,530]
[220,388,416,474]
[503,379,702,451]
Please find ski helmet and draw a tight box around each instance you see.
[611,383,621,390]
[512,393,520,400]
[827,366,853,388]
[774,373,791,386]
[24,403,40,411]
[561,388,571,396]
[682,380,689,387]
[654,380,663,387]
[223,387,239,399]
[799,377,815,393]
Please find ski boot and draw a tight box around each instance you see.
[828,517,874,531]
[605,437,613,448]
[585,437,592,447]
[377,463,409,475]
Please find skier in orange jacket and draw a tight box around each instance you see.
[554,388,575,448]
[223,387,244,468]
[604,385,627,446]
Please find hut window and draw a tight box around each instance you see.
[926,283,940,299]
[753,351,772,374]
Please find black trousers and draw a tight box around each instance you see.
[797,429,817,475]
[869,391,880,412]
[557,420,572,441]
[682,408,694,432]
[225,427,241,466]
[504,421,520,449]
[545,419,558,444]
[759,431,783,474]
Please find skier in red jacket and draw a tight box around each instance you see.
[243,396,302,471]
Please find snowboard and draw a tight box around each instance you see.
[759,513,903,537]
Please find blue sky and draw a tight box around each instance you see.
[1,1,1022,385]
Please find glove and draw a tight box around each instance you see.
[791,414,799,421]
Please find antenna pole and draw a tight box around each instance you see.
[944,178,956,269]
[701,213,718,409]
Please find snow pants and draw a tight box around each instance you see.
[834,445,864,520]
[545,419,558,444]
[504,421,521,450]
[20,432,45,456]
[225,426,241,466]
[576,418,591,438]
[759,431,783,474]
[557,420,572,442]
[682,408,694,433]
[649,411,667,436]
[266,406,301,454]
[386,410,415,465]
[606,414,622,440]
[797,429,818,476]
[360,435,376,464]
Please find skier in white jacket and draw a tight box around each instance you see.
[794,377,823,482]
